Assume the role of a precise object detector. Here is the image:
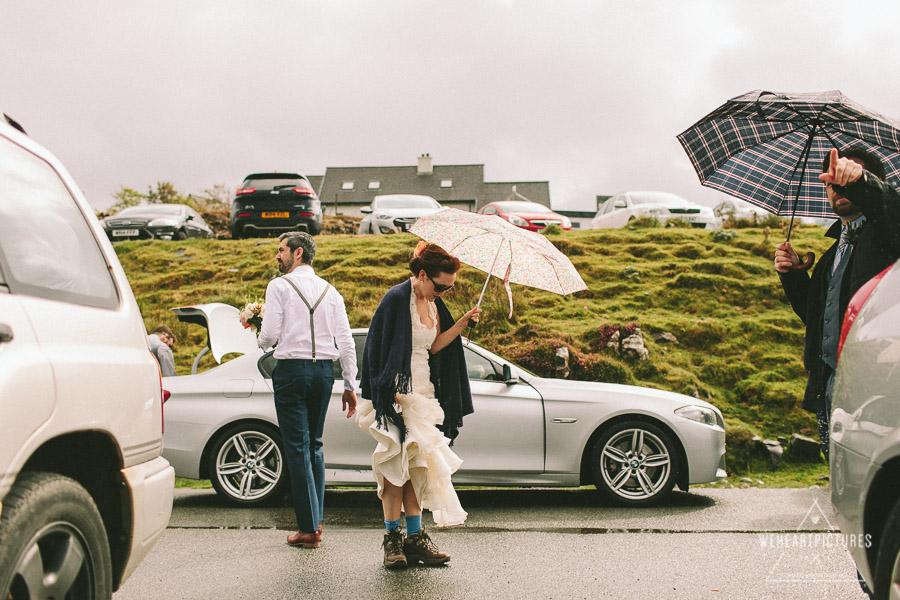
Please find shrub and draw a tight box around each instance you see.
[570,352,633,384]
[584,322,639,352]
[541,224,562,235]
[627,216,661,228]
[502,337,574,378]
[711,229,738,243]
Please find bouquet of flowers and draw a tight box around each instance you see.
[239,300,265,333]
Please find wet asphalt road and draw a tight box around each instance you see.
[114,486,868,600]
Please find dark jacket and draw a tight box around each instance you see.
[779,172,900,412]
[360,279,474,442]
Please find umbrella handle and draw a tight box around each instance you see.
[786,251,815,272]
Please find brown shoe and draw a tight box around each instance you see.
[404,530,450,566]
[382,530,407,569]
[287,530,321,548]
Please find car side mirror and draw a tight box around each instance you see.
[360,206,373,214]
[503,364,519,385]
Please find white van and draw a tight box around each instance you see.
[0,114,174,597]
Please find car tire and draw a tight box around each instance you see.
[590,420,678,506]
[208,423,288,507]
[874,499,900,600]
[175,229,187,241]
[0,471,113,599]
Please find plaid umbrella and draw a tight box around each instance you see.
[408,208,587,317]
[678,90,900,221]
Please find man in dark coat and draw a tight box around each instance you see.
[775,147,900,458]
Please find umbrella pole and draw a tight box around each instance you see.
[783,126,818,272]
[476,242,504,308]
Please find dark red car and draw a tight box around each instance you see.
[477,201,571,232]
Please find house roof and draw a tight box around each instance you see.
[307,175,324,196]
[480,181,551,209]
[318,164,485,206]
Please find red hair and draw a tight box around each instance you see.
[409,243,460,278]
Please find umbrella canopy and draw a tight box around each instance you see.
[677,90,900,219]
[408,208,587,314]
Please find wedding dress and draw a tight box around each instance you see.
[356,286,467,527]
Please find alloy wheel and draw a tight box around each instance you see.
[214,430,283,503]
[599,428,672,501]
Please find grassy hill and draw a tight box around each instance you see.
[116,221,836,484]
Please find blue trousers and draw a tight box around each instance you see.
[272,358,333,533]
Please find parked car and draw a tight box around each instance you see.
[831,258,900,600]
[590,191,720,229]
[357,194,443,234]
[0,115,174,597]
[478,201,572,231]
[230,172,323,239]
[102,203,214,241]
[713,198,770,222]
[162,303,726,508]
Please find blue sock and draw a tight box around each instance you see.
[406,514,422,535]
[385,519,401,533]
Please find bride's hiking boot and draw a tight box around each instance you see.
[382,529,407,569]
[404,529,450,566]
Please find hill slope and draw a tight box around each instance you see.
[116,223,835,479]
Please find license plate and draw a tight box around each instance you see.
[262,212,289,218]
[112,229,139,236]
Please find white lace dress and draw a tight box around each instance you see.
[356,285,467,527]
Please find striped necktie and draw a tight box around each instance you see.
[832,227,851,274]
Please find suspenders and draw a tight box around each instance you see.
[282,278,331,362]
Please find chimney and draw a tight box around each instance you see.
[417,153,433,176]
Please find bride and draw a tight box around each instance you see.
[357,242,481,569]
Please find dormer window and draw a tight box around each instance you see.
[440,179,453,188]
[342,181,354,190]
[368,181,381,190]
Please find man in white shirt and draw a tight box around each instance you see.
[257,232,358,549]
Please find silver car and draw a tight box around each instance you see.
[162,303,726,507]
[831,259,900,599]
[590,191,721,230]
[357,194,443,234]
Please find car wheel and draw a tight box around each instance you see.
[175,229,187,241]
[590,420,678,506]
[874,499,900,600]
[0,471,113,599]
[208,423,288,507]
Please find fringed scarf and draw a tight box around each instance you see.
[360,279,473,443]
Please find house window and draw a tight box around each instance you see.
[342,181,354,190]
[440,179,453,188]
[368,181,381,190]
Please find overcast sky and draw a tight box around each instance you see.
[5,1,900,212]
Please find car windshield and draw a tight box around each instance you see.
[375,196,439,209]
[116,204,183,216]
[496,201,553,213]
[243,176,306,190]
[629,193,689,207]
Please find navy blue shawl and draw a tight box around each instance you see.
[360,279,474,443]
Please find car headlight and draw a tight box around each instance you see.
[508,215,529,226]
[675,405,719,426]
[562,216,572,228]
[148,218,179,227]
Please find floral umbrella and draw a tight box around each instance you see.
[408,208,587,317]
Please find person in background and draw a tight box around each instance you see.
[148,325,176,377]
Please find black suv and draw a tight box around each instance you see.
[230,173,323,238]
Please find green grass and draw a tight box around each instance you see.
[119,223,835,486]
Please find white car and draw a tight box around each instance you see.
[831,258,900,599]
[590,191,721,229]
[161,303,727,509]
[713,198,770,222]
[0,114,174,597]
[357,194,443,234]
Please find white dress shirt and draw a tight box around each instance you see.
[257,265,358,391]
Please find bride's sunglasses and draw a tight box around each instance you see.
[426,275,455,293]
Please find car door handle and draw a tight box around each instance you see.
[0,323,13,343]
